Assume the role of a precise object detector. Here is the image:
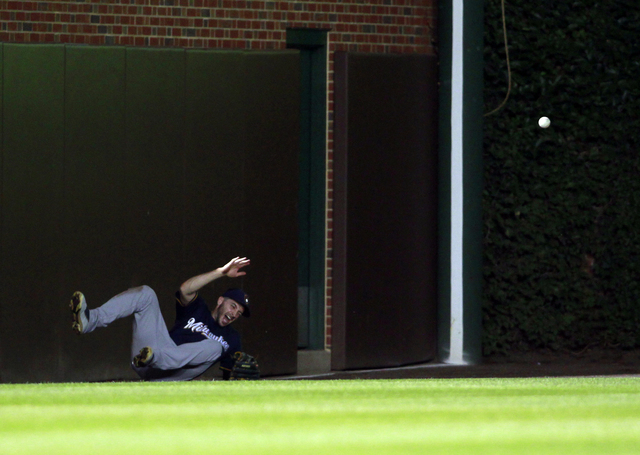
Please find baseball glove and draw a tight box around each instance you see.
[231,351,260,380]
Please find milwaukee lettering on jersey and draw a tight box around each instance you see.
[184,318,230,351]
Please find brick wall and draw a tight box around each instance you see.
[0,0,437,350]
[0,1,436,51]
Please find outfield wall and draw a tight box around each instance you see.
[0,1,440,381]
[0,0,438,354]
[0,44,300,382]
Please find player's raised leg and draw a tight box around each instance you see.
[68,286,173,346]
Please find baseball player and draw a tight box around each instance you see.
[69,257,258,381]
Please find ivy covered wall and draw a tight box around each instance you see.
[483,0,640,355]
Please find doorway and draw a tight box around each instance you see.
[287,29,328,351]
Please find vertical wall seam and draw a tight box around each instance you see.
[182,49,187,272]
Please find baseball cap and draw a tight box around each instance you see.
[222,288,250,317]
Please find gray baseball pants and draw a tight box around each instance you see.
[83,285,224,381]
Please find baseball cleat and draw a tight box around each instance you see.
[133,347,154,368]
[70,291,89,335]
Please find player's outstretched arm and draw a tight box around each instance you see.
[178,257,250,305]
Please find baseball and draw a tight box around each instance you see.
[538,116,551,128]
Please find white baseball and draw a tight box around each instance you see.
[538,116,551,128]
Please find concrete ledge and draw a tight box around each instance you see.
[297,350,331,375]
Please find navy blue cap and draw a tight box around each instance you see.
[222,288,250,317]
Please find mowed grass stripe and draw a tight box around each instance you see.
[0,378,639,455]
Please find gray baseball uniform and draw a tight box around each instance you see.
[82,285,224,381]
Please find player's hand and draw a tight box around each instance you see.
[220,257,250,278]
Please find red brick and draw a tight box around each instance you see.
[355,34,367,43]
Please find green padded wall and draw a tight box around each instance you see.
[63,46,130,381]
[332,52,439,370]
[183,50,245,283]
[124,48,186,298]
[1,44,65,382]
[242,51,300,375]
[0,45,300,382]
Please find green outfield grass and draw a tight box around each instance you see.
[1,377,639,454]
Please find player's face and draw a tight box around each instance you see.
[213,297,244,327]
